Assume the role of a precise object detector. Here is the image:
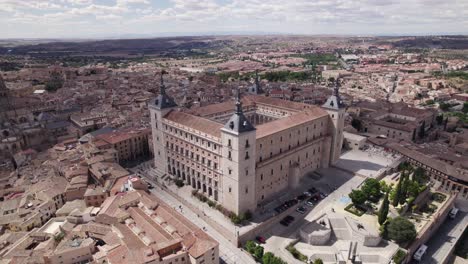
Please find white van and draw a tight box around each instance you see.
[414,244,428,261]
[449,208,459,219]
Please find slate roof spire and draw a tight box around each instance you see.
[223,88,255,133]
[153,71,177,110]
[322,77,345,110]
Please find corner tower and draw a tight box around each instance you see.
[322,78,345,165]
[221,89,257,215]
[149,72,177,177]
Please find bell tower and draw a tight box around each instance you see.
[322,78,345,165]
[220,89,257,215]
[149,72,177,177]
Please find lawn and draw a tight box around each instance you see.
[345,204,367,216]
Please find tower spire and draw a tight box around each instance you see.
[152,70,177,110]
[223,88,255,133]
[333,78,340,97]
[160,71,166,95]
[235,88,242,114]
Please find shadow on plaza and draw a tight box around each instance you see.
[335,158,385,175]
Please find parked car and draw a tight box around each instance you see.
[303,191,312,197]
[280,220,289,226]
[306,199,314,207]
[285,215,295,223]
[296,194,307,201]
[256,236,266,244]
[319,192,328,199]
[309,187,318,193]
[296,206,307,214]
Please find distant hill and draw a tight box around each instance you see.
[0,36,220,57]
[384,36,468,49]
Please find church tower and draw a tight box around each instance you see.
[221,89,257,215]
[322,78,345,165]
[248,70,264,95]
[149,72,177,177]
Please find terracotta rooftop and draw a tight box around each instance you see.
[256,109,328,138]
[388,142,468,182]
[164,110,223,138]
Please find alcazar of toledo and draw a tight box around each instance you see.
[150,76,345,215]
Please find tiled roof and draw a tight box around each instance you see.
[164,110,223,138]
[256,110,328,138]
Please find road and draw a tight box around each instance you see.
[138,167,256,264]
[419,211,468,264]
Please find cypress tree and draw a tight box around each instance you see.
[399,174,409,205]
[378,192,390,225]
[393,173,404,207]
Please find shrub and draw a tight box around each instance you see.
[207,200,216,208]
[286,243,308,262]
[244,210,253,220]
[393,249,407,264]
[345,204,366,216]
[313,259,324,264]
[230,214,241,225]
[245,240,257,254]
[175,179,184,188]
[262,252,287,264]
[432,192,446,203]
[254,245,264,260]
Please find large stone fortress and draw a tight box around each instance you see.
[149,76,345,215]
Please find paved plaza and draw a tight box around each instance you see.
[335,147,400,178]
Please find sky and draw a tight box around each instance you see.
[0,0,467,38]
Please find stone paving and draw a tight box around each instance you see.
[335,148,400,178]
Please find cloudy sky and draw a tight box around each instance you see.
[0,0,467,38]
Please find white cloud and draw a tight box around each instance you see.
[0,0,467,38]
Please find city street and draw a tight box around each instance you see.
[139,167,256,264]
[419,211,468,264]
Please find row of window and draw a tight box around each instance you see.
[164,124,219,151]
[168,143,219,170]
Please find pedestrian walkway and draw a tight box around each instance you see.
[141,169,255,264]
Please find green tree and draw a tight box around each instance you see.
[400,175,409,205]
[380,180,392,193]
[407,180,421,198]
[463,102,468,114]
[351,119,362,131]
[413,167,426,184]
[436,115,444,125]
[387,216,417,244]
[245,240,256,254]
[262,252,275,264]
[254,245,264,260]
[378,192,390,225]
[418,121,426,139]
[393,174,404,207]
[440,102,451,111]
[362,178,381,200]
[45,71,64,92]
[349,189,367,206]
